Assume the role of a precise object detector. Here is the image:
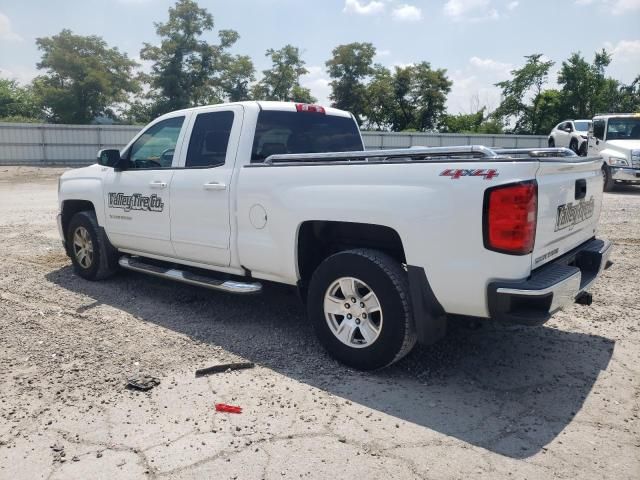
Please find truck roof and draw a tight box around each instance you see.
[593,113,640,120]
[158,101,353,119]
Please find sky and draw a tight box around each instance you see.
[0,0,639,114]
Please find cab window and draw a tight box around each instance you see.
[127,116,185,169]
[186,111,234,168]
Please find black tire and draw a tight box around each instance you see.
[578,141,588,156]
[307,248,417,370]
[569,138,579,154]
[602,164,615,192]
[66,211,119,280]
[548,138,555,148]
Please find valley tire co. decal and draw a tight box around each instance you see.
[108,192,164,212]
[555,197,595,232]
[440,168,499,180]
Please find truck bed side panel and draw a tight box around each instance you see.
[237,161,539,317]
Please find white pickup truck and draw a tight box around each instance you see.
[57,101,612,370]
[588,113,640,191]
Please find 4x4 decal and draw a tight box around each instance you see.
[108,192,164,212]
[440,168,499,180]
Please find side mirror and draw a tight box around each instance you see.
[97,149,121,168]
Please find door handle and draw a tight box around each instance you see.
[149,181,167,189]
[203,182,227,191]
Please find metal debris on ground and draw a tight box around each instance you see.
[126,375,160,391]
[195,362,255,377]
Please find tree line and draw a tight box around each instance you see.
[0,0,638,134]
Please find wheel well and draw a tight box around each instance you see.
[297,221,406,284]
[61,200,95,241]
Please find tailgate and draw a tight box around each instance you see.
[532,157,603,269]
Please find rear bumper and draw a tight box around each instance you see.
[487,238,612,325]
[611,167,640,181]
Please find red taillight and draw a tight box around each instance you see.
[295,103,325,114]
[483,181,537,255]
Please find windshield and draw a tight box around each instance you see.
[574,121,591,132]
[251,111,363,163]
[606,117,640,140]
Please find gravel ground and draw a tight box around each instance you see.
[0,166,638,479]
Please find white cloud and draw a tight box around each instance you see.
[443,0,502,21]
[300,66,332,106]
[604,39,640,83]
[506,1,519,10]
[444,0,490,18]
[0,12,22,42]
[605,39,640,59]
[469,56,513,76]
[0,65,39,84]
[392,4,423,22]
[447,56,514,114]
[376,49,391,57]
[574,0,640,14]
[343,0,386,16]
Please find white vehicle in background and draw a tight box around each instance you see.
[588,113,640,191]
[57,101,612,370]
[548,120,592,155]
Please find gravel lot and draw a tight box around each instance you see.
[0,166,638,479]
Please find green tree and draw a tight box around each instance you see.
[494,54,555,134]
[32,29,139,124]
[535,89,566,134]
[326,42,376,124]
[442,108,503,134]
[615,75,640,112]
[364,65,395,130]
[251,45,315,102]
[140,0,242,116]
[220,55,256,102]
[557,50,612,118]
[0,79,41,122]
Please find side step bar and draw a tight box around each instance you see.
[118,256,262,294]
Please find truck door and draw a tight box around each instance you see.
[169,105,243,266]
[589,118,606,156]
[103,114,188,257]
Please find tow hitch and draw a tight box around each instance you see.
[575,291,593,306]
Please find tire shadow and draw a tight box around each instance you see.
[46,265,614,459]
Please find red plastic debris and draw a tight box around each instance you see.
[215,403,242,414]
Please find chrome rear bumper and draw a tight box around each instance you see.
[487,239,612,325]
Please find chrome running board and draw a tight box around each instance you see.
[118,256,262,294]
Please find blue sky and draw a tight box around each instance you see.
[1,0,639,113]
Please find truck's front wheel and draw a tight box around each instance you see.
[67,211,119,280]
[307,249,416,370]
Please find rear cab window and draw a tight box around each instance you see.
[251,110,364,163]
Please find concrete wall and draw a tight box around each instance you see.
[0,122,548,166]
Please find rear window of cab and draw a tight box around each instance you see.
[251,111,363,163]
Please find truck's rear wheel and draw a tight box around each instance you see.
[67,211,119,280]
[307,248,416,370]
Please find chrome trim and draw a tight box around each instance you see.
[610,167,640,182]
[496,239,612,313]
[497,271,582,312]
[118,256,262,294]
[494,147,577,158]
[264,145,499,164]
